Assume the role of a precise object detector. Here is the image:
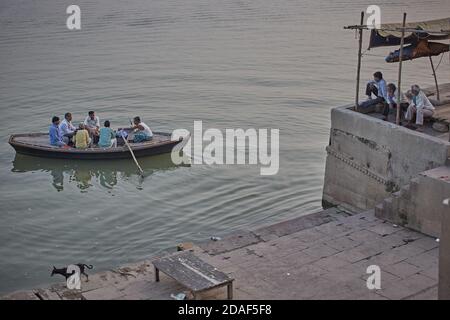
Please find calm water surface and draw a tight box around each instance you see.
[0,0,449,293]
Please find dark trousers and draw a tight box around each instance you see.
[63,132,75,145]
[358,82,384,109]
[382,102,409,117]
[366,82,378,97]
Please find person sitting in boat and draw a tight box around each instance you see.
[49,116,66,147]
[84,111,100,143]
[405,84,435,132]
[59,112,76,144]
[98,120,117,148]
[381,83,409,121]
[359,71,388,109]
[73,123,91,149]
[131,116,153,143]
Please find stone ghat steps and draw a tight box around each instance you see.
[1,207,440,300]
[375,165,450,237]
[375,178,418,227]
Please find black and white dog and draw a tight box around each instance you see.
[51,264,93,281]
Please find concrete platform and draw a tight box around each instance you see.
[368,83,450,142]
[1,207,439,300]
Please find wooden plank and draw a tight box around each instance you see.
[153,251,232,292]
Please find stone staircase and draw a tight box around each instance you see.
[375,166,450,238]
[375,178,418,227]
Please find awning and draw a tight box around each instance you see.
[385,40,449,62]
[369,17,450,49]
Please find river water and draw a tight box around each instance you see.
[0,0,449,294]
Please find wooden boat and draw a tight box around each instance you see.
[9,132,183,160]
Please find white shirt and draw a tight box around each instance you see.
[59,119,76,135]
[139,122,153,137]
[84,115,100,128]
[413,91,435,111]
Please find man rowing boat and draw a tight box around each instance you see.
[130,116,153,143]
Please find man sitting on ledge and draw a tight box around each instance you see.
[405,84,435,132]
[359,71,388,109]
[382,83,409,121]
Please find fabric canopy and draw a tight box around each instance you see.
[369,17,450,48]
[385,40,449,62]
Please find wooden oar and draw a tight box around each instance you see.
[122,132,144,177]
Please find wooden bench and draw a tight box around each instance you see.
[152,251,234,300]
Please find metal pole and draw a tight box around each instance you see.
[355,11,365,111]
[396,13,407,125]
[429,55,440,101]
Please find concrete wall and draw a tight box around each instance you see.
[407,168,450,237]
[375,166,450,237]
[323,105,450,212]
[440,197,450,300]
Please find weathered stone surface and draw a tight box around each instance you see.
[253,208,338,239]
[82,286,124,300]
[406,285,438,300]
[1,290,39,300]
[197,230,260,255]
[439,194,450,300]
[34,288,61,300]
[383,261,422,279]
[323,102,450,212]
[1,209,439,300]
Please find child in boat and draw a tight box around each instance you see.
[131,116,153,143]
[73,123,91,149]
[98,120,117,148]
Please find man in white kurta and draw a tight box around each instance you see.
[405,85,435,129]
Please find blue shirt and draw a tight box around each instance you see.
[376,79,388,101]
[49,124,63,146]
[98,127,115,147]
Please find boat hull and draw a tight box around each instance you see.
[9,132,182,160]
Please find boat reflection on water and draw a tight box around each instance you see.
[11,153,188,192]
